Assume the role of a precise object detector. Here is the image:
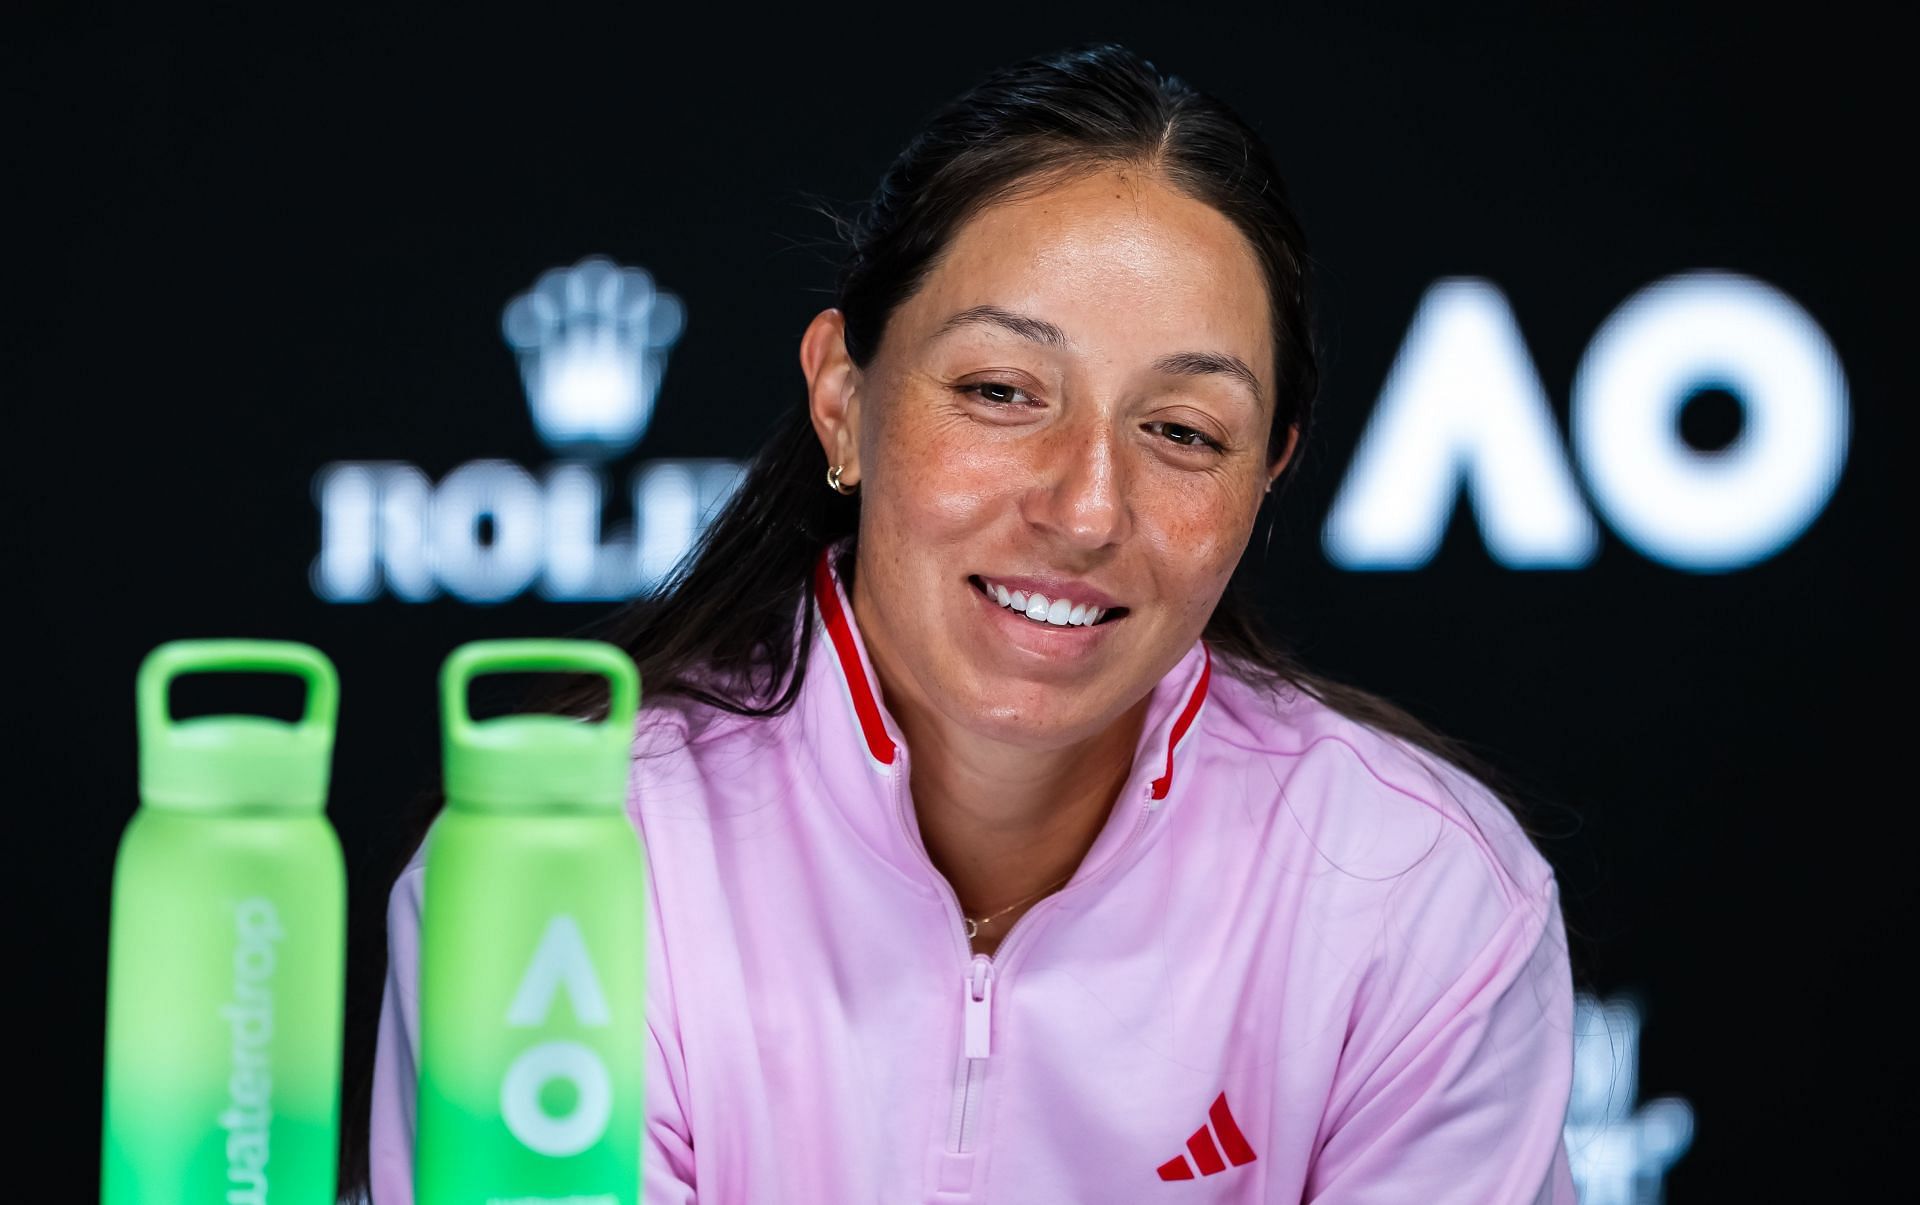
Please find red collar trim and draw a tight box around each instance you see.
[814,547,898,766]
[812,546,1213,794]
[1150,642,1212,801]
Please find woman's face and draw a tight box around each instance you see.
[807,166,1294,752]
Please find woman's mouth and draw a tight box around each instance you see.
[969,575,1128,629]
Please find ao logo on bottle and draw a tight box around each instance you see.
[501,915,615,1157]
[1324,271,1850,572]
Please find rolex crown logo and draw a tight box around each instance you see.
[502,255,687,459]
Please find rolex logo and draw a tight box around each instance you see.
[314,253,742,605]
[502,256,687,459]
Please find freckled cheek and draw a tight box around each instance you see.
[872,422,1022,531]
[1139,487,1254,617]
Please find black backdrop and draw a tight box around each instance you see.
[14,4,1901,1198]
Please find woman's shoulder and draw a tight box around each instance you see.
[625,679,798,826]
[1199,660,1558,918]
[632,684,767,755]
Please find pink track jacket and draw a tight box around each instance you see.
[371,545,1578,1202]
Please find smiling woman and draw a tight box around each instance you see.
[354,41,1578,1205]
[800,163,1300,955]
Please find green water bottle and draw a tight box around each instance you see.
[415,640,647,1204]
[101,640,347,1205]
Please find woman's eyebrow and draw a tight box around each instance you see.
[1152,350,1264,404]
[932,305,1072,347]
[933,304,1262,403]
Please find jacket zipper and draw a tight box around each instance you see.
[955,954,992,1150]
[893,755,1160,1155]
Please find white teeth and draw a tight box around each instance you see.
[979,578,1110,628]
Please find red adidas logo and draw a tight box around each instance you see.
[1156,1091,1258,1181]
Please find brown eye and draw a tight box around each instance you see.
[1148,421,1223,453]
[962,382,1035,406]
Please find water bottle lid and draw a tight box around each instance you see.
[137,640,340,811]
[440,640,640,812]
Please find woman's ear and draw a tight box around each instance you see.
[800,308,863,486]
[1266,423,1301,492]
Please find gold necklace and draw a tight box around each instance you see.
[962,872,1073,941]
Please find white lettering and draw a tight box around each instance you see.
[311,462,435,602]
[220,897,281,1204]
[1571,271,1849,571]
[430,460,545,603]
[314,458,744,603]
[541,461,625,600]
[1324,272,1847,572]
[507,916,611,1028]
[1565,992,1694,1205]
[1323,278,1597,569]
[499,1041,615,1158]
[500,916,616,1158]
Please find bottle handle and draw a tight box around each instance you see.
[440,639,640,748]
[136,639,339,748]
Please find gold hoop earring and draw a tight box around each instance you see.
[827,464,857,496]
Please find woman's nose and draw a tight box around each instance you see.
[1021,417,1132,550]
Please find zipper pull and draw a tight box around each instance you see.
[964,954,994,1058]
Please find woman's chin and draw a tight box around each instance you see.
[940,681,1130,753]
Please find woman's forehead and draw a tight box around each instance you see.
[900,168,1273,379]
